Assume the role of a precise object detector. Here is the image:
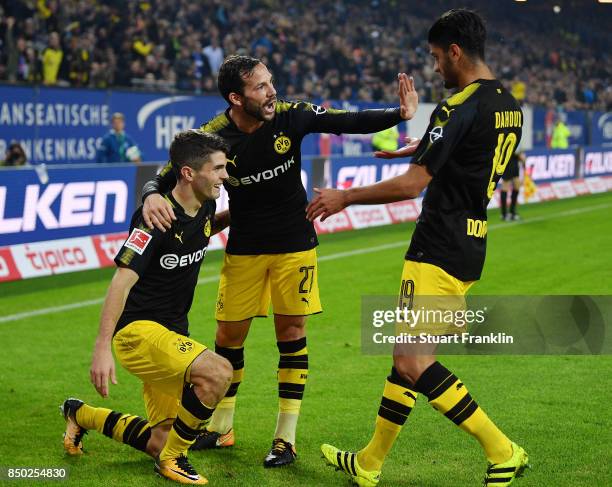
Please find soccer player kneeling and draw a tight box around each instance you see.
[60,131,233,485]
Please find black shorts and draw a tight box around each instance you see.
[501,157,519,181]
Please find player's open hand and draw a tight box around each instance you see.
[143,193,175,232]
[90,346,117,398]
[375,137,421,159]
[306,188,347,222]
[398,73,418,120]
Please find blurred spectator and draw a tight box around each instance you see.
[41,31,63,85]
[371,126,400,152]
[3,16,18,82]
[174,45,195,91]
[550,116,571,149]
[511,78,526,104]
[1,141,27,166]
[96,113,142,164]
[203,36,224,76]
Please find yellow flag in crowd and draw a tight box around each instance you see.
[523,172,537,201]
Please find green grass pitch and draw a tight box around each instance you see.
[1,192,611,486]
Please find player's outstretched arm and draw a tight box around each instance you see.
[306,164,431,222]
[300,73,418,136]
[90,267,139,398]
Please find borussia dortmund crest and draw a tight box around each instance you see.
[204,219,211,237]
[176,338,194,354]
[274,133,291,154]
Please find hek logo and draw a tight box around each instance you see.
[429,126,444,143]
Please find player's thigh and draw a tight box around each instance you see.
[269,248,322,316]
[397,261,474,336]
[113,320,207,398]
[399,260,473,296]
[215,253,272,321]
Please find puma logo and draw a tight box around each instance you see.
[301,297,309,305]
[456,382,464,390]
[227,155,238,166]
[441,106,455,118]
[175,231,184,244]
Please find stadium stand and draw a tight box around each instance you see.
[0,0,609,110]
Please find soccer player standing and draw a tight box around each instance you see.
[61,131,233,485]
[500,150,526,221]
[307,9,528,487]
[141,55,418,467]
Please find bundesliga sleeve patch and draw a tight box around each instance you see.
[124,228,153,255]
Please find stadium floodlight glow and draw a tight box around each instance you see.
[553,5,561,13]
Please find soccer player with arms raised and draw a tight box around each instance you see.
[141,55,418,467]
[61,131,233,485]
[308,9,528,487]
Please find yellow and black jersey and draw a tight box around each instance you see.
[407,79,522,281]
[114,193,216,336]
[143,101,402,254]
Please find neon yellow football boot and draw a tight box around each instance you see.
[483,442,530,486]
[321,444,381,487]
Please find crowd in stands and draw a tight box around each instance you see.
[0,0,610,111]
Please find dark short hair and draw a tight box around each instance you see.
[428,9,487,61]
[217,55,262,104]
[169,130,229,178]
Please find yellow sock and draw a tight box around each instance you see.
[75,404,112,433]
[358,368,417,471]
[275,338,308,444]
[75,404,151,452]
[159,384,214,461]
[208,344,243,434]
[415,361,512,463]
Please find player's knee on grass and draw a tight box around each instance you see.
[189,350,232,405]
[274,314,306,341]
[146,422,171,457]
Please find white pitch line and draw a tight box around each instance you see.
[1,201,610,324]
[0,297,106,323]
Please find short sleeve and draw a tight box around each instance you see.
[412,100,476,175]
[114,213,164,276]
